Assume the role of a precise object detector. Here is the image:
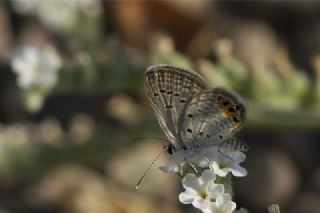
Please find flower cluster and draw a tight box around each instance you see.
[10,43,62,112]
[160,147,247,213]
[11,44,62,90]
[12,0,101,33]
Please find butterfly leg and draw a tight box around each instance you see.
[183,155,199,174]
[218,148,233,161]
[200,151,215,171]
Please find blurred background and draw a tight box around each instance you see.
[0,1,320,213]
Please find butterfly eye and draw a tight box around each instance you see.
[168,145,175,155]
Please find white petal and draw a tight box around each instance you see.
[231,165,247,177]
[182,173,202,191]
[232,151,246,163]
[224,200,237,212]
[197,157,210,167]
[216,194,232,206]
[207,183,224,198]
[159,160,180,173]
[199,169,216,186]
[204,205,217,213]
[192,196,210,210]
[215,168,228,177]
[179,190,197,204]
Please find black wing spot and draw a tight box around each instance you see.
[167,91,173,95]
[159,89,166,93]
[174,93,179,96]
[206,134,210,138]
[165,105,173,109]
[187,128,192,133]
[228,107,235,113]
[199,132,203,136]
[187,114,193,118]
[232,115,240,123]
[218,135,223,139]
[222,100,229,106]
[154,93,159,97]
[180,99,186,103]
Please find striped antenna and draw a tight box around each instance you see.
[135,145,169,190]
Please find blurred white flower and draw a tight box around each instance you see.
[179,170,224,212]
[12,0,37,15]
[12,0,100,32]
[203,149,247,177]
[24,91,44,112]
[10,44,62,89]
[204,194,236,213]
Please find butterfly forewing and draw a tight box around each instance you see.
[180,87,247,149]
[145,64,208,148]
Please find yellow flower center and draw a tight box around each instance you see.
[219,163,228,169]
[209,197,216,202]
[216,208,227,213]
[199,191,207,199]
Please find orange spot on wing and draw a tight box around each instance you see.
[223,107,234,116]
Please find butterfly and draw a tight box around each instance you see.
[136,64,247,189]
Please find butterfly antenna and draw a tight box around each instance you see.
[135,145,169,190]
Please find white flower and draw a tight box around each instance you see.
[12,0,101,32]
[12,0,37,15]
[204,194,236,213]
[200,148,247,177]
[179,170,224,211]
[10,44,62,90]
[159,147,247,178]
[159,150,187,173]
[159,148,208,173]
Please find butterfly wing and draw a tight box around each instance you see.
[179,87,247,150]
[145,64,208,148]
[218,137,249,152]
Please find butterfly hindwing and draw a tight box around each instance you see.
[218,137,249,152]
[180,87,247,149]
[145,64,208,148]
